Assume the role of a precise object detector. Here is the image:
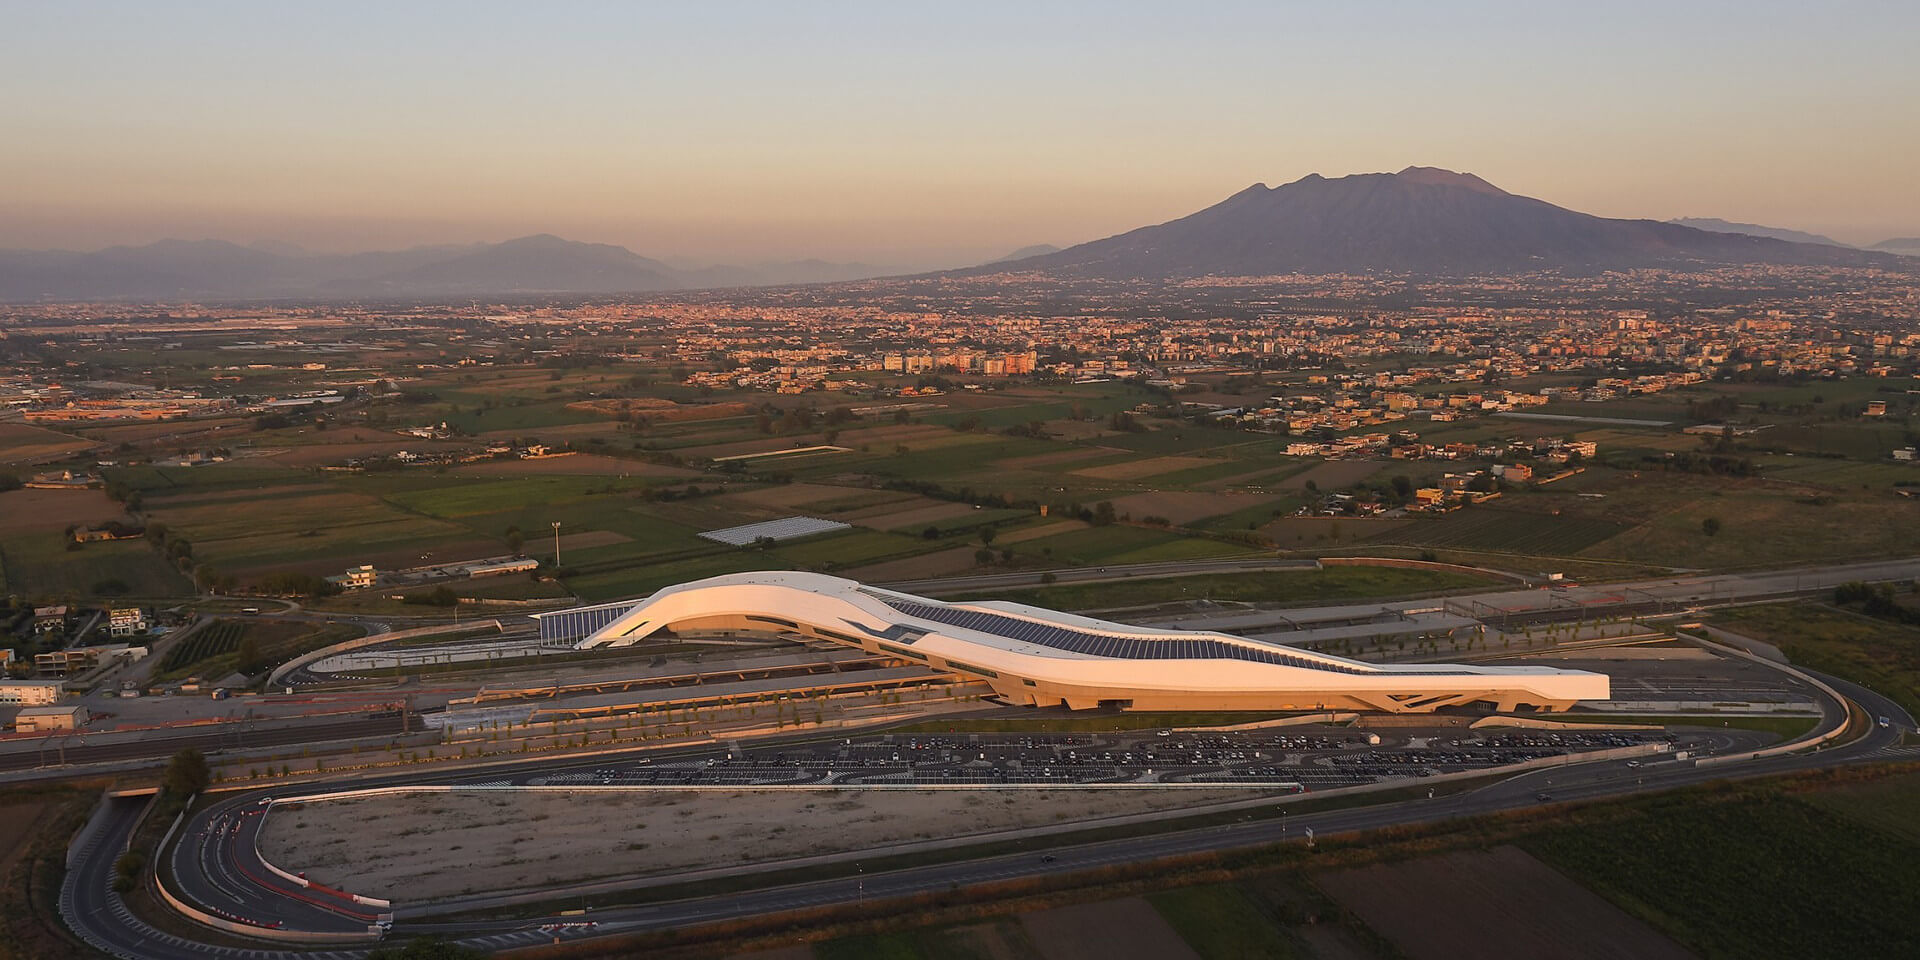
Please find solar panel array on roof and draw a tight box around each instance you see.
[866,592,1455,675]
[538,603,639,642]
[698,516,851,546]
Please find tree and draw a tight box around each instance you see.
[974,548,997,566]
[237,636,263,675]
[1091,501,1117,526]
[112,852,146,893]
[978,527,997,547]
[504,526,524,553]
[164,748,210,797]
[1702,516,1723,537]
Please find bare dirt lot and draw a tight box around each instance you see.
[556,529,631,551]
[0,422,100,465]
[1314,845,1694,960]
[0,488,128,534]
[1110,491,1280,526]
[842,545,984,581]
[0,803,47,864]
[719,482,873,510]
[1019,897,1200,960]
[74,417,253,444]
[259,787,1258,902]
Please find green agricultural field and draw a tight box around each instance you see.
[886,507,1029,538]
[1758,422,1914,461]
[1152,456,1312,490]
[156,619,361,681]
[1586,485,1920,568]
[563,551,783,603]
[1190,496,1303,532]
[1149,883,1304,960]
[1374,508,1629,556]
[1755,456,1918,488]
[149,489,408,542]
[771,529,942,569]
[107,463,313,494]
[1801,769,1920,847]
[1712,602,1920,719]
[0,535,190,600]
[951,565,1495,610]
[1094,424,1272,456]
[143,485,493,576]
[378,475,657,518]
[435,399,612,434]
[860,434,1060,484]
[1525,788,1920,959]
[1009,524,1257,566]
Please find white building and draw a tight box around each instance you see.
[15,704,88,732]
[327,565,377,590]
[0,679,66,705]
[108,607,149,638]
[543,572,1608,714]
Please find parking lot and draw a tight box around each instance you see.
[524,727,1681,790]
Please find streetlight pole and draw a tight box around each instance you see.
[551,521,562,568]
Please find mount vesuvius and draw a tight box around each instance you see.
[969,167,1905,278]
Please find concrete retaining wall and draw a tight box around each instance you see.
[1681,630,1852,766]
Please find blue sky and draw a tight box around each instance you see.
[3,1,1915,263]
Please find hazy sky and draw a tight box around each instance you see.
[4,1,1917,266]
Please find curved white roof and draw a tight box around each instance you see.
[555,571,1608,711]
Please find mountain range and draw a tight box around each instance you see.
[0,235,901,302]
[968,167,1910,278]
[1666,218,1850,248]
[3,168,1913,300]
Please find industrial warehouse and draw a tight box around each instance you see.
[542,572,1609,713]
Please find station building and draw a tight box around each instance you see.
[540,572,1607,713]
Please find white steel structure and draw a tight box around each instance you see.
[555,572,1607,713]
